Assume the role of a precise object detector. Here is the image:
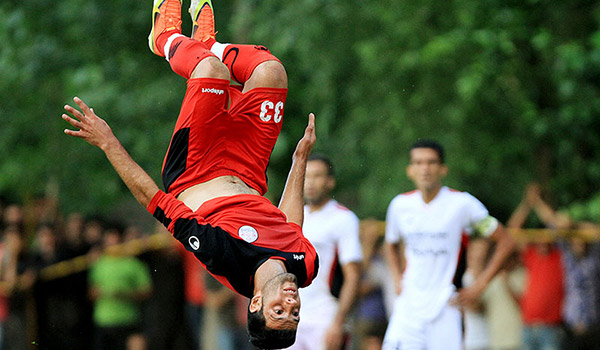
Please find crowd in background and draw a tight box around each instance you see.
[0,183,598,350]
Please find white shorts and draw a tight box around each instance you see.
[382,303,462,350]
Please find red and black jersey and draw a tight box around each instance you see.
[147,191,319,298]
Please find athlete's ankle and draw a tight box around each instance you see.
[155,29,182,57]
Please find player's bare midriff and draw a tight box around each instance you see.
[177,175,260,211]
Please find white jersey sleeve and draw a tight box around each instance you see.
[335,210,362,265]
[463,193,497,238]
[385,196,403,244]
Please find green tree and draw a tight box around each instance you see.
[1,0,599,222]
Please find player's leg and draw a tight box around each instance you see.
[189,0,287,91]
[424,304,462,350]
[382,305,427,350]
[214,44,287,91]
[148,0,231,195]
[149,0,227,81]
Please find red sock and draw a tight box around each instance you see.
[168,36,218,79]
[154,29,180,57]
[219,44,281,84]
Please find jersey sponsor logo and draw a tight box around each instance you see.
[238,225,258,243]
[188,236,200,250]
[293,254,305,261]
[201,88,225,95]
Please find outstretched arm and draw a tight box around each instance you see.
[278,113,316,226]
[531,192,568,229]
[507,183,538,228]
[62,97,160,208]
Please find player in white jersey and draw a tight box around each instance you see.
[383,139,515,350]
[287,154,363,350]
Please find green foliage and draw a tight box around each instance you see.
[1,0,599,222]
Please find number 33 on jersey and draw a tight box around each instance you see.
[259,100,284,123]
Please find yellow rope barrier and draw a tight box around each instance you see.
[25,223,600,282]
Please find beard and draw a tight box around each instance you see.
[303,192,329,207]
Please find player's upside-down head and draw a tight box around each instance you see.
[247,272,300,349]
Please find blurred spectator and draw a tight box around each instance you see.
[30,223,78,350]
[0,228,12,350]
[89,227,152,350]
[203,274,247,350]
[178,240,207,350]
[57,212,95,348]
[558,232,600,350]
[3,204,23,231]
[463,238,491,350]
[31,191,59,229]
[520,185,600,350]
[63,212,87,257]
[139,226,189,350]
[1,225,36,350]
[508,184,564,350]
[482,251,525,350]
[124,225,144,243]
[83,217,105,254]
[354,221,390,350]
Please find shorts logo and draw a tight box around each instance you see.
[188,236,200,250]
[202,88,225,95]
[238,225,258,243]
[293,254,304,261]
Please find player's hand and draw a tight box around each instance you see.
[293,113,316,161]
[393,276,403,295]
[525,183,541,206]
[62,97,117,151]
[395,280,402,295]
[451,279,486,309]
[324,321,345,350]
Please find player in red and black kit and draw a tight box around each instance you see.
[62,0,319,348]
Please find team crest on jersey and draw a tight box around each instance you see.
[239,225,258,243]
[401,215,417,231]
[188,236,200,251]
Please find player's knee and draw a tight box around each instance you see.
[191,56,230,80]
[249,60,288,89]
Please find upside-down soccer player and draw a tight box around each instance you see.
[62,0,320,348]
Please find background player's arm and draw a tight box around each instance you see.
[278,113,316,226]
[325,261,361,350]
[384,240,405,294]
[456,222,515,307]
[507,183,538,229]
[62,97,160,208]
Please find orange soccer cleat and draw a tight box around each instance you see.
[189,0,216,44]
[148,0,183,56]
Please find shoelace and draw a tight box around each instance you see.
[162,0,182,28]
